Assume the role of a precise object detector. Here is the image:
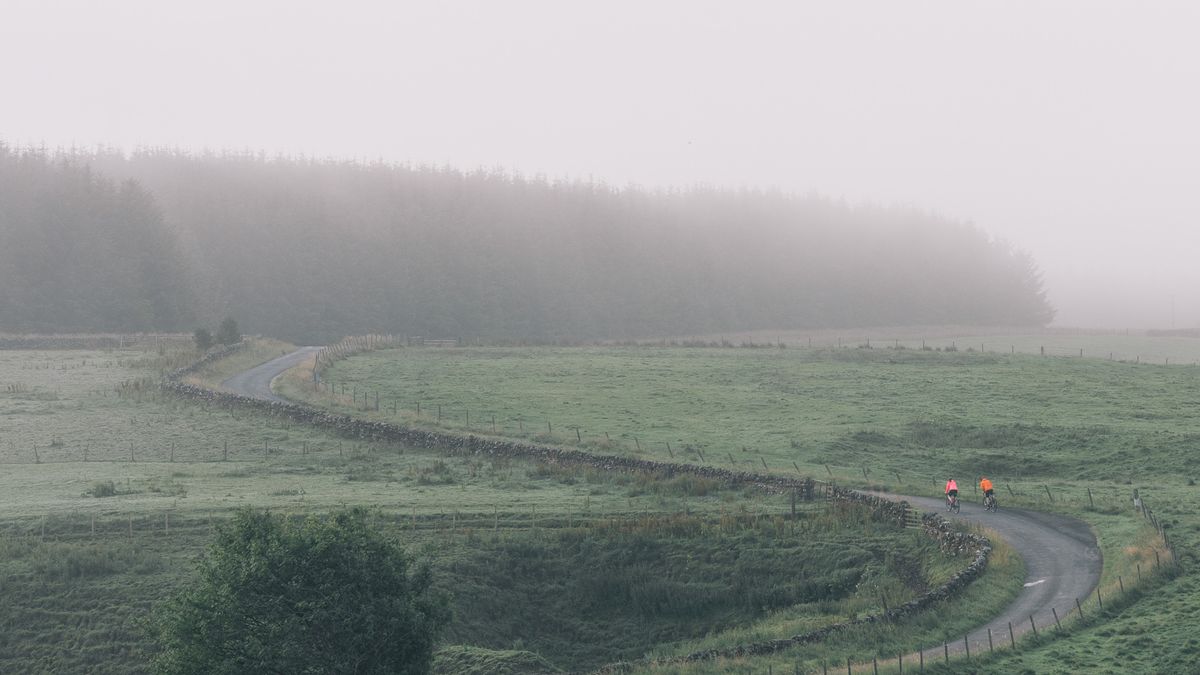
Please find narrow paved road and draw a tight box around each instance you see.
[219,346,321,403]
[223,348,1104,664]
[903,494,1101,659]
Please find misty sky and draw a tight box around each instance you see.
[3,0,1198,328]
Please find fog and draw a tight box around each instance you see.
[2,0,1197,329]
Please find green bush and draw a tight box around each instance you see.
[150,508,449,674]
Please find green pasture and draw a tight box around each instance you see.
[0,345,1010,673]
[287,343,1193,672]
[677,328,1200,365]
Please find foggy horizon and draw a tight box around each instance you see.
[3,0,1199,330]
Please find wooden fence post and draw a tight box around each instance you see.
[1052,607,1061,630]
[1029,614,1037,637]
[1009,621,1015,648]
[1043,485,1053,502]
[964,635,970,660]
[988,627,993,652]
[1087,487,1094,508]
[1076,597,1083,617]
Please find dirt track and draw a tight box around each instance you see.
[223,348,1103,663]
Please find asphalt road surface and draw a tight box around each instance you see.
[219,345,321,403]
[223,348,1103,663]
[901,493,1101,660]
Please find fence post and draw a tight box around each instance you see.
[1087,486,1094,508]
[873,656,877,674]
[1097,586,1103,611]
[1029,614,1037,637]
[1137,563,1142,582]
[1043,484,1053,502]
[987,627,993,652]
[1076,597,1083,617]
[964,635,970,660]
[944,642,948,663]
[1119,576,1124,594]
[1052,607,1061,630]
[1009,621,1015,648]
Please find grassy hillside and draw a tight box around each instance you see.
[0,345,1003,673]
[285,343,1189,672]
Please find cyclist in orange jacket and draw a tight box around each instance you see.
[980,476,997,511]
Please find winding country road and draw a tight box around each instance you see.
[906,495,1100,658]
[219,345,321,403]
[223,348,1103,663]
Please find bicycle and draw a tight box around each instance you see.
[984,493,998,512]
[946,494,960,514]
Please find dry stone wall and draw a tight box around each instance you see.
[161,350,991,670]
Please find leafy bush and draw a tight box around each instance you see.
[149,508,449,674]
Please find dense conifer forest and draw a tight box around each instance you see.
[0,146,1053,342]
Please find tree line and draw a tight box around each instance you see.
[0,145,1054,342]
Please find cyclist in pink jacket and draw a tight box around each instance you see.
[945,478,959,509]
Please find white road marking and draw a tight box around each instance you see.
[1023,578,1047,587]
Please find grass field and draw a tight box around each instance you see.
[283,342,1192,672]
[0,344,1014,673]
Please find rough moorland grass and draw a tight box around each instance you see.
[625,531,1021,674]
[0,504,944,674]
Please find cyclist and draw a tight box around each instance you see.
[945,478,959,510]
[981,476,996,510]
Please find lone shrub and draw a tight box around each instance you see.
[150,508,449,674]
[193,328,214,352]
